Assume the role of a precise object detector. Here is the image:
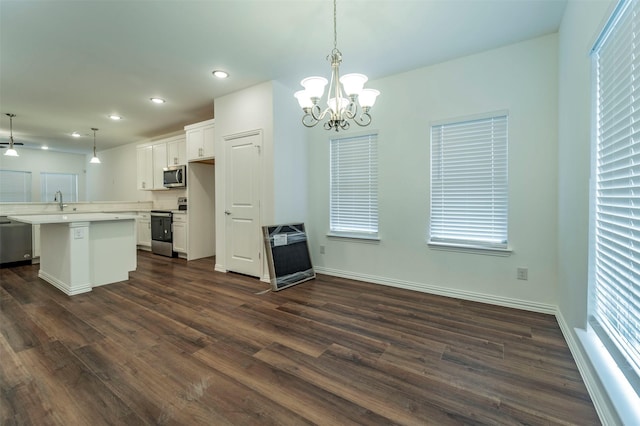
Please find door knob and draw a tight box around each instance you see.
[225,210,231,215]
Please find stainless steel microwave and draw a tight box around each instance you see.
[163,165,186,188]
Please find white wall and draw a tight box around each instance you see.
[214,81,275,274]
[214,80,308,276]
[272,80,308,224]
[306,34,559,311]
[85,143,152,202]
[0,148,88,201]
[557,0,620,422]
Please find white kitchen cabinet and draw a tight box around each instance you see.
[136,145,153,190]
[185,119,215,161]
[137,141,169,190]
[152,142,168,190]
[137,212,151,248]
[172,213,187,254]
[167,136,187,166]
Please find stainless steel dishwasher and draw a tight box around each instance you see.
[0,216,33,266]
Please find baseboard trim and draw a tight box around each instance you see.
[313,266,556,314]
[555,312,619,425]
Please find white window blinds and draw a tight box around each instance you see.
[591,0,640,393]
[40,172,78,202]
[0,170,32,202]
[330,133,378,238]
[430,114,508,249]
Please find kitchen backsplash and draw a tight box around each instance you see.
[152,188,187,210]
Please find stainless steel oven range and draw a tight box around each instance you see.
[150,210,176,257]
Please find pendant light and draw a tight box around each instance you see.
[90,127,101,164]
[4,113,19,157]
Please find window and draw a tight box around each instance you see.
[590,0,640,395]
[429,113,508,250]
[329,133,378,239]
[0,170,32,202]
[40,172,78,202]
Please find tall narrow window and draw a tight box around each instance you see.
[40,172,78,202]
[590,0,640,394]
[429,113,508,250]
[330,133,378,238]
[0,170,32,202]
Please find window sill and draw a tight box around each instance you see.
[327,232,380,243]
[576,327,640,424]
[428,242,512,257]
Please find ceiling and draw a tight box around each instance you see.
[0,0,567,154]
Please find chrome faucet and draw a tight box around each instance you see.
[54,190,67,211]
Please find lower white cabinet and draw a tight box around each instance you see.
[172,213,187,253]
[137,213,151,248]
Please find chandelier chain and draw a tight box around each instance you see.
[333,0,337,51]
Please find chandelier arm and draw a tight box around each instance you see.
[310,105,332,122]
[342,100,359,120]
[302,113,319,128]
[353,112,372,127]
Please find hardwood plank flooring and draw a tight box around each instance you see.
[1,251,600,425]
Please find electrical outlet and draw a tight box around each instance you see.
[319,245,325,254]
[517,267,528,280]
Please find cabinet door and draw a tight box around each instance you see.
[152,143,168,190]
[136,146,153,190]
[186,128,203,161]
[167,138,186,166]
[172,222,187,253]
[137,216,151,247]
[202,125,215,158]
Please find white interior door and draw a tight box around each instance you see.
[225,131,261,277]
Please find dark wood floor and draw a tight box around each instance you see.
[1,251,599,425]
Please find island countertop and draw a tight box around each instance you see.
[8,212,139,225]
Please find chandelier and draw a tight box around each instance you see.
[294,0,379,131]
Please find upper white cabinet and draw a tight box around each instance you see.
[185,119,215,161]
[137,135,186,191]
[167,136,187,166]
[137,142,167,191]
[151,142,167,190]
[136,145,153,190]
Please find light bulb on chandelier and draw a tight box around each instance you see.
[294,0,379,131]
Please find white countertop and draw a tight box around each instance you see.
[8,212,139,225]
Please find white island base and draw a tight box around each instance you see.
[8,213,137,296]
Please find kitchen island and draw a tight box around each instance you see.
[7,213,138,296]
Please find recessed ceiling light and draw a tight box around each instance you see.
[150,97,166,104]
[108,114,122,120]
[212,70,229,79]
[41,146,49,150]
[72,131,81,137]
